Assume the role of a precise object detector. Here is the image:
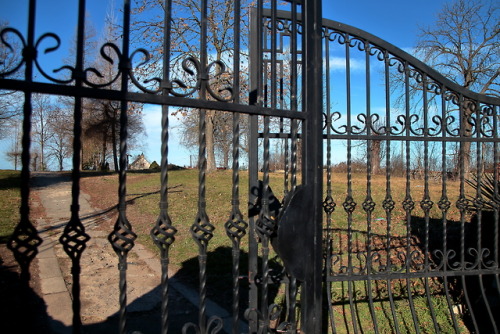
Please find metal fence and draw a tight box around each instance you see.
[1,0,499,333]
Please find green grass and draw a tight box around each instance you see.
[124,169,288,267]
[83,169,474,332]
[327,278,468,333]
[0,170,21,243]
[115,170,473,269]
[0,167,477,331]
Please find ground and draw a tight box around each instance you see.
[0,172,199,334]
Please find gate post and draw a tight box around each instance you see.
[301,0,323,332]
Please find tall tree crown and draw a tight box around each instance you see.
[416,0,499,96]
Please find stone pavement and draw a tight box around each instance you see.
[33,173,241,334]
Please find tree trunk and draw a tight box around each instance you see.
[59,153,63,171]
[223,150,229,169]
[102,131,107,171]
[112,120,119,172]
[456,103,474,177]
[206,111,216,172]
[371,140,382,175]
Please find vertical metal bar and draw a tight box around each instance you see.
[420,74,440,333]
[248,114,259,334]
[457,94,480,333]
[58,1,91,333]
[254,2,277,332]
[382,50,400,334]
[493,105,500,312]
[290,1,298,194]
[159,1,173,333]
[323,24,338,334]
[149,1,177,333]
[259,114,271,331]
[343,33,359,333]
[301,0,323,332]
[226,110,247,334]
[439,89,461,334]
[364,41,380,334]
[7,0,42,284]
[224,1,247,333]
[248,6,261,333]
[285,2,298,329]
[474,102,498,333]
[403,62,419,333]
[118,2,132,330]
[193,108,213,333]
[193,0,210,330]
[270,0,277,112]
[107,2,137,334]
[233,0,240,103]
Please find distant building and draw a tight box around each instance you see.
[129,153,150,170]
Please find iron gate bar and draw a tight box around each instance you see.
[262,10,500,107]
[474,104,498,334]
[437,87,462,333]
[58,0,91,333]
[3,0,500,333]
[0,79,308,119]
[107,2,138,334]
[6,0,42,284]
[317,6,500,333]
[225,0,248,333]
[149,1,177,334]
[300,0,323,332]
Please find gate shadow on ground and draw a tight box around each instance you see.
[0,246,53,334]
[410,214,500,333]
[82,246,283,333]
[0,246,275,333]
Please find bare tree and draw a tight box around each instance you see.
[130,0,252,171]
[0,21,23,138]
[415,0,500,175]
[5,123,21,170]
[32,94,55,171]
[80,13,146,171]
[47,106,73,171]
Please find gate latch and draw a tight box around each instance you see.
[271,184,312,281]
[250,182,313,281]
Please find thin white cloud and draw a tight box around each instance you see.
[328,56,365,72]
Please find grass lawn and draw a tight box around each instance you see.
[79,169,476,332]
[81,169,471,269]
[0,170,21,243]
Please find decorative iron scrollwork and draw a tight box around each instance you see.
[362,197,376,213]
[151,213,177,254]
[182,316,224,334]
[169,57,234,102]
[108,212,137,257]
[191,211,215,249]
[83,42,123,88]
[59,215,90,261]
[382,196,395,212]
[402,196,415,212]
[0,26,235,103]
[7,217,43,281]
[225,210,247,243]
[323,195,336,214]
[1,27,28,77]
[244,304,287,334]
[342,196,357,214]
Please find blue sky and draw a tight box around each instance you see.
[0,0,449,170]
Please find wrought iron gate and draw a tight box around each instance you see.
[1,0,499,333]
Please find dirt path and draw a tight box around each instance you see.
[32,172,199,333]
